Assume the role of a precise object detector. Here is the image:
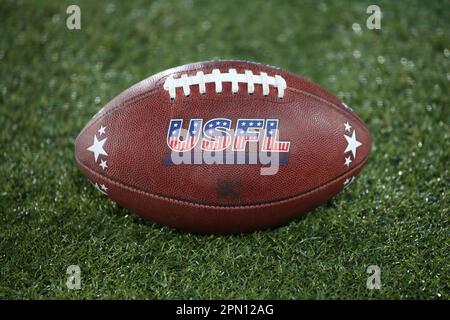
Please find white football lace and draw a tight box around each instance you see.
[163,68,287,99]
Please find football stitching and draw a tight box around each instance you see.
[163,69,287,99]
[80,84,367,139]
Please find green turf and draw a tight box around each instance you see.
[0,0,448,299]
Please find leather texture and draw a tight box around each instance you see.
[75,60,371,233]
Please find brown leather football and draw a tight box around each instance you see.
[75,60,371,233]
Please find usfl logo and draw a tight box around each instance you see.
[165,118,291,170]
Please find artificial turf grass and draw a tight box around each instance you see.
[0,0,448,299]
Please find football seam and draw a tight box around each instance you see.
[75,152,369,210]
[81,83,369,139]
[287,87,371,136]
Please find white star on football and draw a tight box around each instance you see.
[344,130,362,159]
[344,122,352,132]
[344,156,352,167]
[99,159,108,170]
[342,102,352,110]
[343,176,356,188]
[87,135,108,162]
[98,125,106,135]
[93,182,107,195]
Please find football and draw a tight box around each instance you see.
[75,60,371,233]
